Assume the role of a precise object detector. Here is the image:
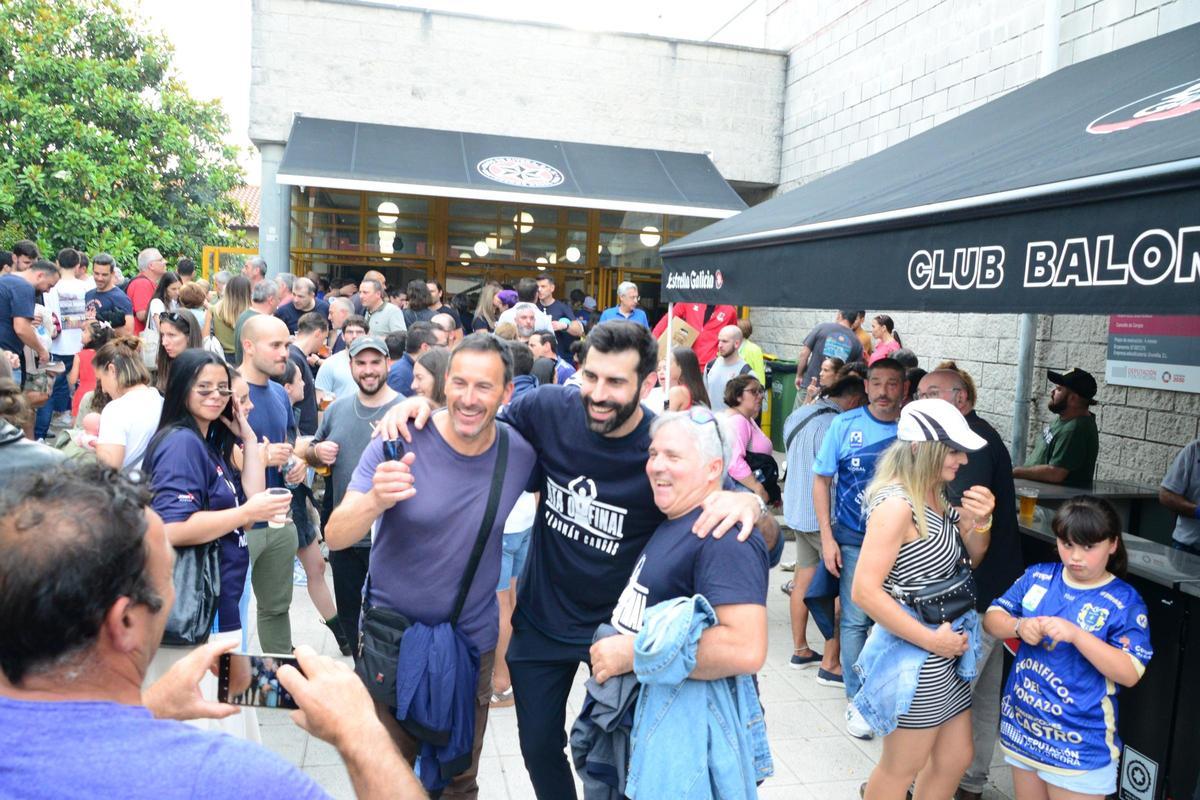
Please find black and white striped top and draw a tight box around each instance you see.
[867,484,973,728]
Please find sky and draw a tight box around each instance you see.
[122,0,760,185]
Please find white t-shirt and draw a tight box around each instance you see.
[147,298,176,332]
[98,386,164,469]
[504,491,538,534]
[47,277,91,356]
[314,350,358,400]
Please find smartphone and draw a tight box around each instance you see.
[382,438,405,461]
[218,652,301,709]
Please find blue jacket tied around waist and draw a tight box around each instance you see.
[852,607,981,738]
[394,622,480,792]
[626,595,772,800]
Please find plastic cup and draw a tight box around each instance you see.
[318,391,335,411]
[1017,486,1039,522]
[266,487,292,528]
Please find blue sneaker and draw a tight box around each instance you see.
[292,557,307,587]
[789,650,822,669]
[816,668,844,687]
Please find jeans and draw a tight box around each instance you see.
[508,613,592,800]
[248,522,295,654]
[838,542,872,699]
[961,630,1003,792]
[33,354,74,439]
[330,546,371,653]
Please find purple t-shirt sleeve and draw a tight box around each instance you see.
[149,431,210,524]
[347,436,386,494]
[197,736,331,798]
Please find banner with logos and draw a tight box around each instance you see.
[1106,315,1200,393]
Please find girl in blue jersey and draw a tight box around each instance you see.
[985,497,1152,800]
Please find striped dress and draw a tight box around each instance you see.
[867,485,973,729]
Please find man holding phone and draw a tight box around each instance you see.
[326,333,537,798]
[0,462,425,800]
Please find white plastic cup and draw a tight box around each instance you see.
[266,487,292,528]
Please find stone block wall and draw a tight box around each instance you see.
[249,0,786,185]
[751,0,1200,483]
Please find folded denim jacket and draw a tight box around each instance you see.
[626,595,772,800]
[851,606,981,738]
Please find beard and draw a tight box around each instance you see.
[582,393,641,435]
[355,374,384,395]
[1048,396,1067,414]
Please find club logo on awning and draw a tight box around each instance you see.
[477,156,565,188]
[1087,79,1200,134]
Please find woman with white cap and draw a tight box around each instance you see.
[851,398,997,800]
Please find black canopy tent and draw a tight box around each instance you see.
[276,116,747,219]
[659,22,1200,313]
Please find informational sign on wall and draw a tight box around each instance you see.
[1107,316,1200,394]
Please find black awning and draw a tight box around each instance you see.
[275,117,747,219]
[660,23,1200,314]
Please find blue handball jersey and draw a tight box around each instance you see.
[811,406,897,545]
[991,563,1152,773]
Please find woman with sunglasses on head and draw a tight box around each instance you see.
[147,271,182,332]
[853,399,996,800]
[154,311,203,393]
[141,349,293,739]
[722,374,776,504]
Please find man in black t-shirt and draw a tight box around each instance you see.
[535,274,584,357]
[378,321,778,799]
[425,279,463,331]
[794,310,864,391]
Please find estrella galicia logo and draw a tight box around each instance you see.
[714,270,724,289]
[476,156,565,188]
[1087,79,1200,134]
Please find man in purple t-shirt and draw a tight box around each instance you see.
[0,462,425,799]
[326,333,536,796]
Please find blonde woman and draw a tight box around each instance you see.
[472,283,501,332]
[212,274,251,362]
[852,399,996,800]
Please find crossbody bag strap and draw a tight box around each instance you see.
[450,425,510,626]
[783,406,837,453]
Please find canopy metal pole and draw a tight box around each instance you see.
[664,303,674,404]
[1012,0,1060,463]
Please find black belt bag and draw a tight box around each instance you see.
[353,428,509,709]
[892,511,977,625]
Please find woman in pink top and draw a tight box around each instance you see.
[868,314,902,365]
[722,374,773,502]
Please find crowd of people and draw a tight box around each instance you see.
[0,244,1192,800]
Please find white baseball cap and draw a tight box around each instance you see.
[897,398,987,452]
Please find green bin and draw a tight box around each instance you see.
[767,359,798,452]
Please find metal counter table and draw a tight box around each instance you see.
[1019,513,1200,800]
[1015,478,1171,544]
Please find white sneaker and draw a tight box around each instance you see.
[845,702,874,739]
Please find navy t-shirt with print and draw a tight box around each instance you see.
[504,384,664,644]
[84,286,134,318]
[246,379,294,530]
[0,273,36,369]
[146,427,248,633]
[609,507,769,635]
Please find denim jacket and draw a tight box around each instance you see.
[626,595,772,799]
[852,607,981,738]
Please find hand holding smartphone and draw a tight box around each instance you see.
[218,653,302,709]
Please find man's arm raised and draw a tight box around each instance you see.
[325,453,415,550]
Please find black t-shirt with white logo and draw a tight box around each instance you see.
[503,384,662,644]
[609,507,769,636]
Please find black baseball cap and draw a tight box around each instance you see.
[1048,368,1098,403]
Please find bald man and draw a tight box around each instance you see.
[239,314,303,653]
[705,324,752,412]
[917,365,1023,800]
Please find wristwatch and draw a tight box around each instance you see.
[1014,618,1023,638]
[753,494,769,522]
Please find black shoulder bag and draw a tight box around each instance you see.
[891,507,977,625]
[356,427,510,707]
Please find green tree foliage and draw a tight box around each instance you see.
[0,0,245,263]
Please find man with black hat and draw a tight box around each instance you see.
[1013,368,1099,488]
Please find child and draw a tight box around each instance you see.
[984,496,1153,799]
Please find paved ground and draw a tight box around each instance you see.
[252,548,1017,800]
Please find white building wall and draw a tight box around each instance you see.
[249,0,786,186]
[751,0,1200,484]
